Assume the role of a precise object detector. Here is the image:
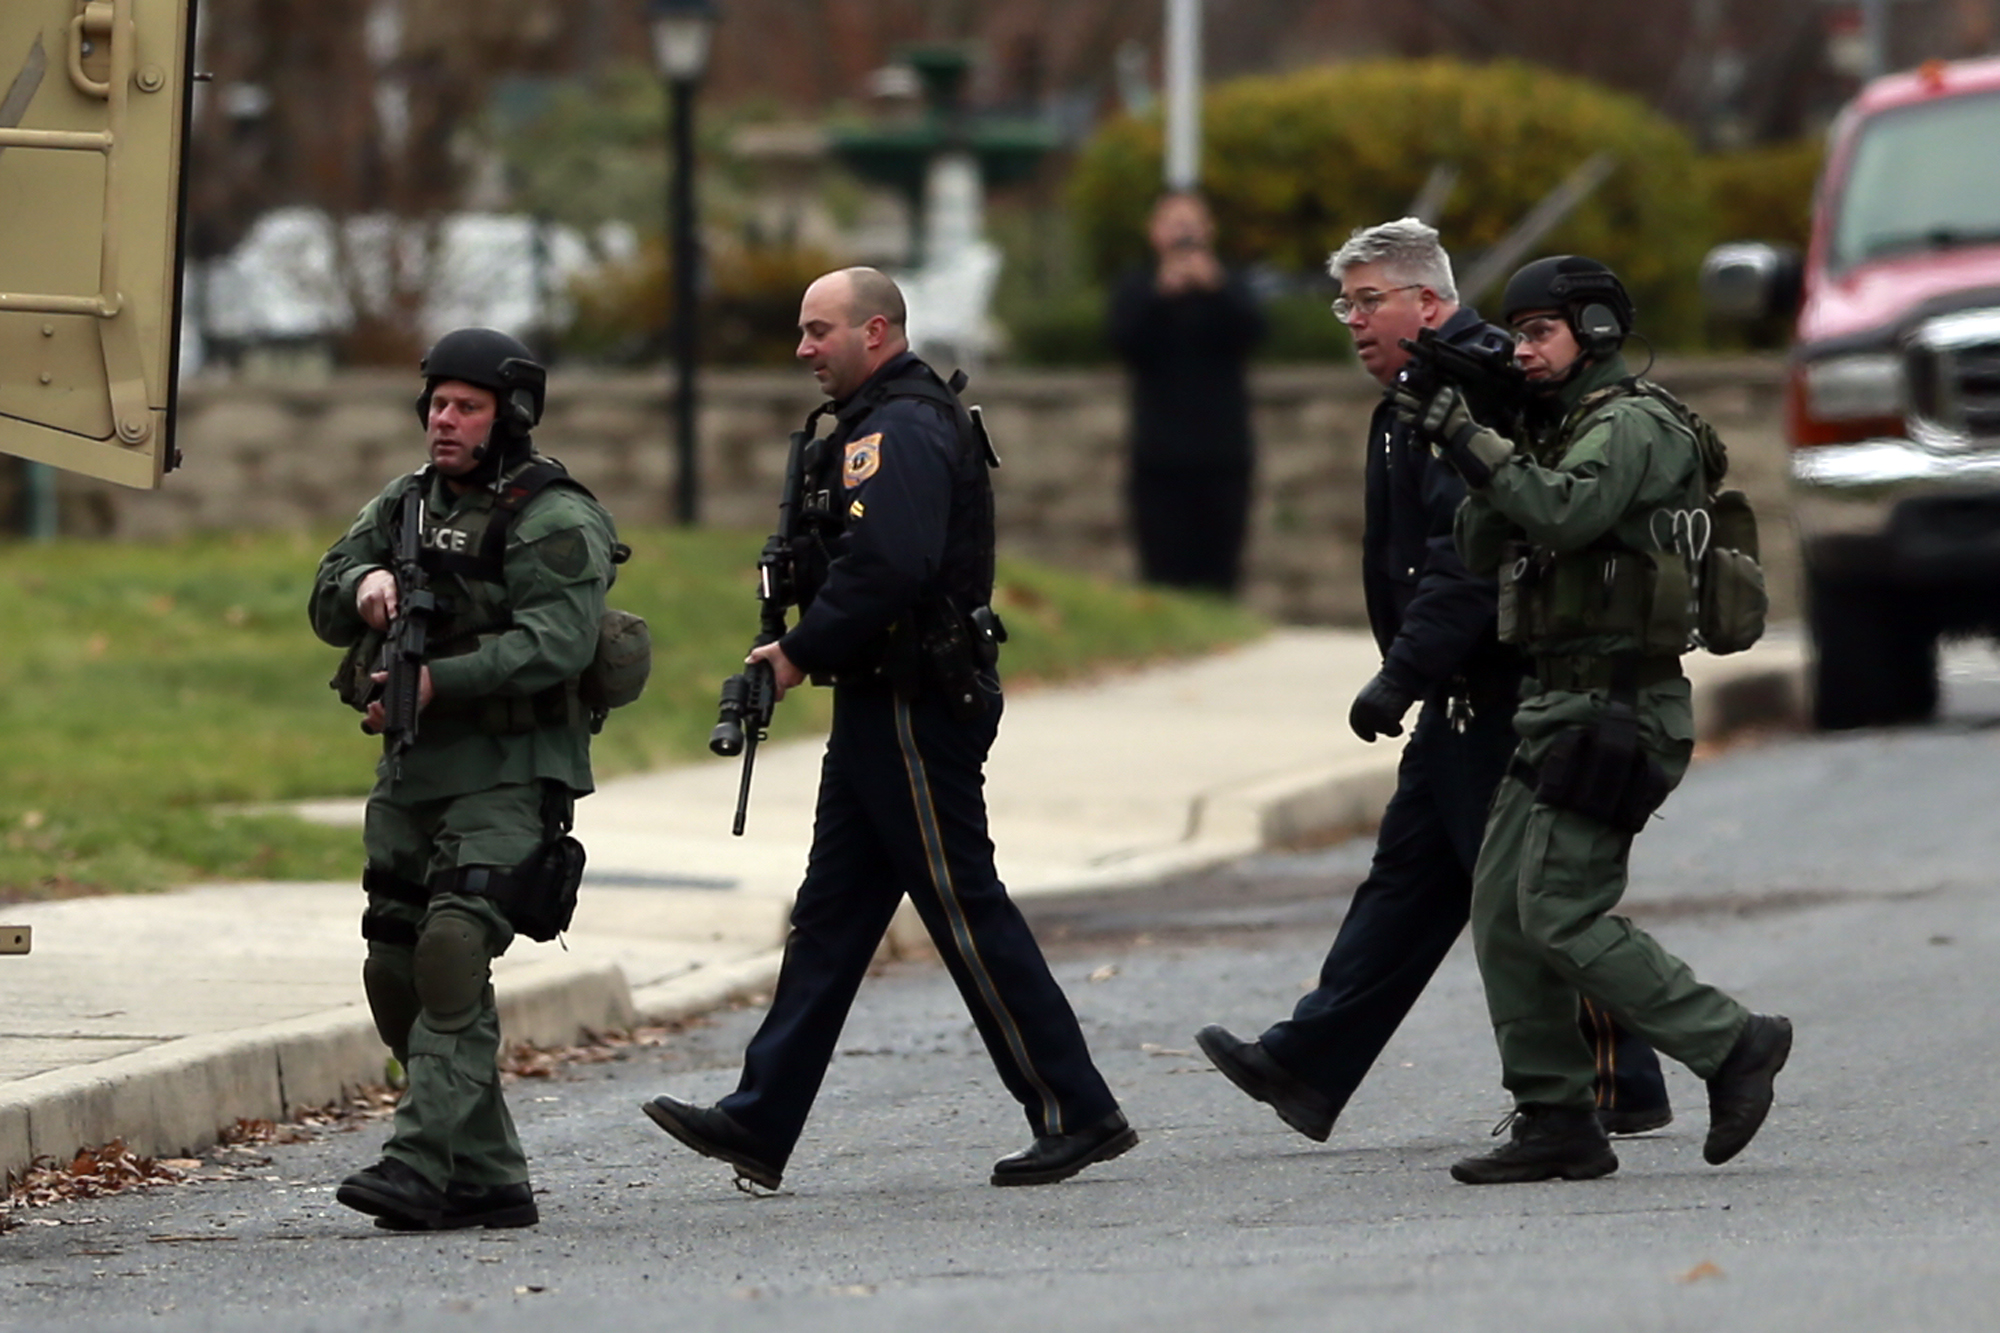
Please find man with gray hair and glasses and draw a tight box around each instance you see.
[1196,219,1669,1147]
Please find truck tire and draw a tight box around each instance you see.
[1808,567,1939,730]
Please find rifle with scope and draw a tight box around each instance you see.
[709,427,813,835]
[1396,326,1530,443]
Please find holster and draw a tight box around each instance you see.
[505,834,585,943]
[1530,702,1669,834]
[913,599,1005,721]
[451,787,586,942]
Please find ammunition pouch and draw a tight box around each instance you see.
[427,683,586,734]
[1496,542,1691,656]
[1522,704,1670,834]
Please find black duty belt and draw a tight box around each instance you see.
[1532,655,1683,692]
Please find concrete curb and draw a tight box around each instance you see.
[0,958,636,1174]
[0,652,1806,1181]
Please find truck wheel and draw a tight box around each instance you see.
[1808,569,1939,729]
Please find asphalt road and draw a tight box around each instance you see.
[8,651,2000,1332]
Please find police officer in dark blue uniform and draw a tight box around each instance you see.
[643,267,1136,1190]
[1194,220,1669,1142]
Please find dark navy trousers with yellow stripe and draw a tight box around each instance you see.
[717,676,1120,1164]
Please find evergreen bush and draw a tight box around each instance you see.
[1069,58,1719,347]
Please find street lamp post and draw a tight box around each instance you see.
[648,0,717,526]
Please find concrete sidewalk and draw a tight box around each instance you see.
[0,628,1808,1178]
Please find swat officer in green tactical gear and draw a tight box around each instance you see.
[310,327,622,1229]
[1396,256,1793,1185]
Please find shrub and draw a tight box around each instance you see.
[564,239,843,365]
[1069,58,1717,347]
[1696,136,1822,252]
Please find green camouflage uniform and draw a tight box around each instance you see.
[310,458,616,1189]
[1454,352,1750,1112]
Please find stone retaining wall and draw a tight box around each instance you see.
[29,357,1797,625]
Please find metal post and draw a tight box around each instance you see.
[670,75,699,526]
[1164,0,1202,189]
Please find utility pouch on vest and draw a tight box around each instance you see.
[1505,547,1691,653]
[1533,705,1669,834]
[580,608,652,725]
[1495,542,1537,644]
[331,630,386,711]
[1642,550,1694,656]
[1696,490,1768,655]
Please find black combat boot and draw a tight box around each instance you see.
[336,1158,447,1227]
[373,1180,540,1231]
[1703,1013,1793,1165]
[1195,1024,1337,1142]
[1450,1106,1618,1185]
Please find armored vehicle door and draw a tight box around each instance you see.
[0,1,196,488]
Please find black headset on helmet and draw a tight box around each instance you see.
[1500,255,1636,358]
[413,327,548,444]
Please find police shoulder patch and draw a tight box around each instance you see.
[843,433,883,489]
[533,528,590,578]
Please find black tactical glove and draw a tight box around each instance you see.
[1392,383,1514,488]
[1348,672,1417,742]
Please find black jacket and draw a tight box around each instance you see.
[781,353,992,677]
[1363,306,1525,700]
[1107,265,1266,469]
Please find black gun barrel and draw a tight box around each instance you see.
[710,426,812,835]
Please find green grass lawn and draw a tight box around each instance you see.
[0,527,1264,899]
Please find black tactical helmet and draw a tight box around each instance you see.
[1500,255,1636,356]
[414,327,547,436]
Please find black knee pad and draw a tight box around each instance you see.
[413,908,491,1032]
[362,948,421,1061]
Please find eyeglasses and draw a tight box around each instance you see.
[1510,317,1565,347]
[1331,285,1422,321]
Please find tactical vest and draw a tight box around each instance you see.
[792,362,1004,707]
[397,457,648,731]
[1496,382,1767,658]
[797,365,998,616]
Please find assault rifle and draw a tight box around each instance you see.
[710,427,813,835]
[371,486,440,783]
[1396,326,1530,442]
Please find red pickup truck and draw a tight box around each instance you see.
[1703,55,2000,729]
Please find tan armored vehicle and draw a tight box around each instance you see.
[1,0,196,490]
[1,1,195,951]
